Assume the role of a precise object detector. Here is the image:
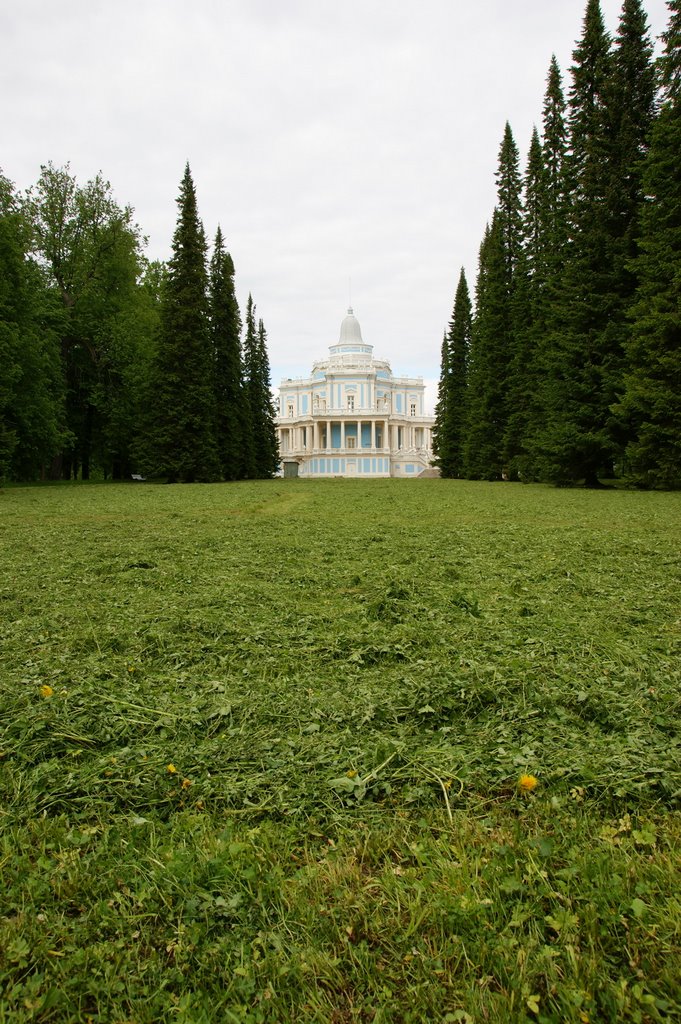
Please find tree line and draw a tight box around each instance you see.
[433,0,680,489]
[0,162,279,483]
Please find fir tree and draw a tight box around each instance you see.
[464,214,511,479]
[445,269,472,477]
[209,226,245,480]
[617,0,681,487]
[256,318,280,478]
[495,122,525,280]
[434,269,472,477]
[147,164,219,482]
[542,56,570,247]
[538,0,616,485]
[432,332,450,472]
[242,295,279,478]
[504,130,544,478]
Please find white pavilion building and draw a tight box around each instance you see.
[276,308,435,478]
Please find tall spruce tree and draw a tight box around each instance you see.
[256,318,280,478]
[434,269,471,477]
[617,0,681,487]
[537,0,615,485]
[464,214,510,479]
[542,56,570,252]
[445,269,472,477]
[242,295,279,478]
[432,332,450,472]
[147,164,219,482]
[464,123,525,479]
[504,129,544,478]
[209,226,246,480]
[603,0,657,458]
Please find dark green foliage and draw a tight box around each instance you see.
[536,0,655,485]
[464,215,511,479]
[617,0,681,487]
[464,125,525,480]
[209,227,247,480]
[432,332,450,470]
[503,130,544,479]
[455,1,677,489]
[0,172,62,481]
[538,0,616,486]
[495,122,525,279]
[433,269,471,477]
[146,165,220,483]
[24,163,149,481]
[242,295,279,479]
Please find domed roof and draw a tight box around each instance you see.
[338,307,364,345]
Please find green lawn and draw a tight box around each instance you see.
[1,479,680,1023]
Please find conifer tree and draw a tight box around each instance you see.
[617,0,681,487]
[147,164,219,482]
[504,130,544,478]
[537,0,615,485]
[434,270,471,477]
[536,0,656,485]
[466,123,526,478]
[256,318,280,478]
[523,59,571,480]
[209,226,245,480]
[432,332,450,472]
[445,269,472,477]
[542,56,570,251]
[464,214,510,479]
[242,295,279,478]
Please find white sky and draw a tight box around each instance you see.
[1,0,671,413]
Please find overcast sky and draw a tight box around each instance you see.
[2,0,671,412]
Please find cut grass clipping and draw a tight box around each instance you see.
[1,479,680,1023]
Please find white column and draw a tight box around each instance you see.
[327,420,331,451]
[371,420,376,449]
[340,419,345,450]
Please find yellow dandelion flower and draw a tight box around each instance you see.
[166,763,178,774]
[346,769,358,778]
[181,777,192,789]
[519,773,538,792]
[40,685,54,698]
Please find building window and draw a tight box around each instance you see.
[288,404,294,417]
[410,403,416,417]
[347,395,354,411]
[347,436,356,449]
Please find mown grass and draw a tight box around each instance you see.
[1,479,680,1023]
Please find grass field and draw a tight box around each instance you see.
[1,479,680,1023]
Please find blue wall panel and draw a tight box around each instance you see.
[361,424,372,447]
[331,424,341,448]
